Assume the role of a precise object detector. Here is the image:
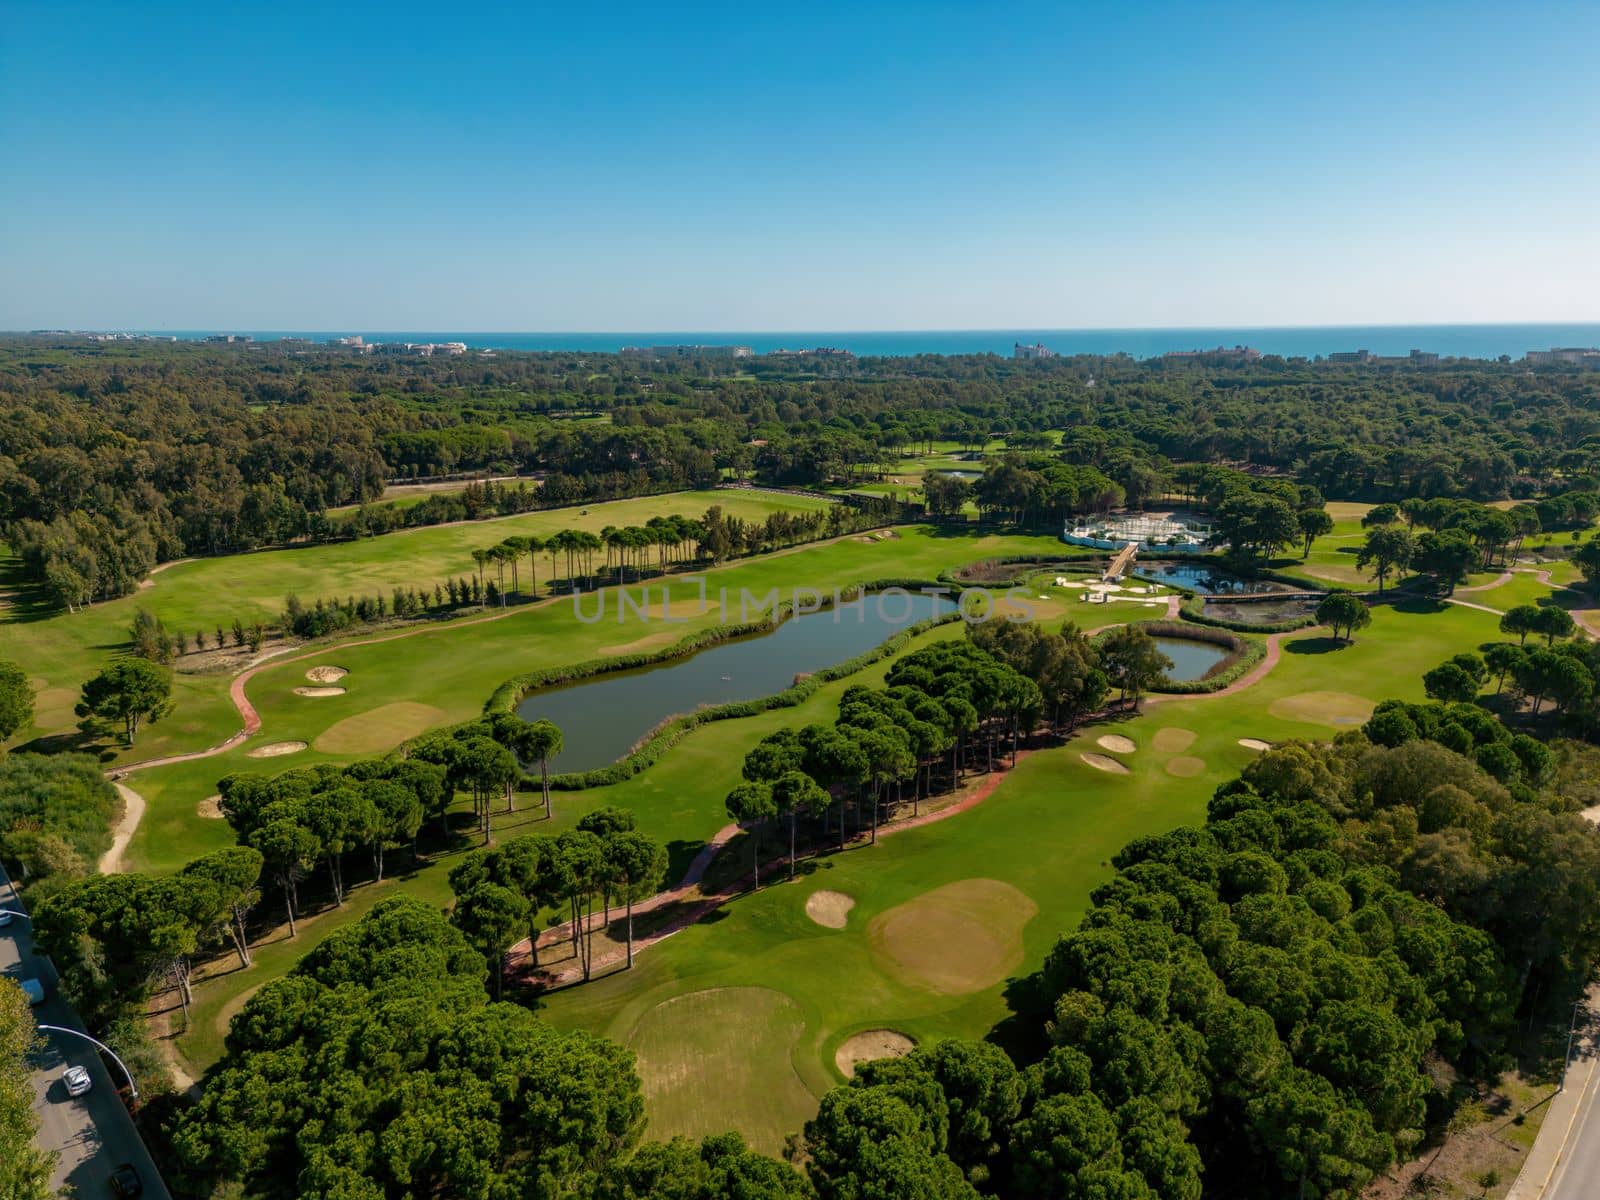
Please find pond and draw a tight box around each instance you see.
[929,469,982,482]
[1134,561,1297,595]
[1201,597,1318,625]
[1153,636,1234,682]
[516,593,958,773]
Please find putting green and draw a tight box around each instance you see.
[1152,727,1197,753]
[313,702,449,755]
[866,878,1037,996]
[628,987,815,1153]
[1267,690,1377,727]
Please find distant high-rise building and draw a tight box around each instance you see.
[1014,342,1056,360]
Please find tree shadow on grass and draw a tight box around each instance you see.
[1539,585,1597,613]
[987,972,1053,1063]
[1284,637,1352,656]
[1384,595,1450,616]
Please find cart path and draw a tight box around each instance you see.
[100,783,144,874]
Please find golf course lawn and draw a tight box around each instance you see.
[535,595,1515,1154]
[0,488,835,760]
[165,620,970,1074]
[16,500,1561,1130]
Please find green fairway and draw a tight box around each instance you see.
[0,489,834,761]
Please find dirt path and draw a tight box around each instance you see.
[1445,597,1507,616]
[508,748,1042,988]
[100,782,144,873]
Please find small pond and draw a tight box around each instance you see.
[929,469,982,482]
[1135,561,1298,595]
[1201,597,1318,625]
[1153,636,1234,682]
[516,593,957,773]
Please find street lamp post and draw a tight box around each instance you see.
[35,1024,141,1104]
[0,907,30,921]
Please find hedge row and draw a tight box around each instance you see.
[1178,592,1317,635]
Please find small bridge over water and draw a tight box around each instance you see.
[1104,542,1139,582]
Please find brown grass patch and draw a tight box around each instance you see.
[293,686,346,697]
[1165,756,1207,777]
[1096,734,1137,754]
[598,631,680,656]
[1080,752,1130,774]
[835,1030,915,1079]
[305,665,348,683]
[867,878,1038,995]
[30,686,79,730]
[1268,691,1376,727]
[196,795,225,819]
[246,740,307,758]
[805,889,855,929]
[314,702,448,755]
[1152,727,1197,753]
[628,987,814,1154]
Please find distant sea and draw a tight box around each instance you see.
[115,324,1600,361]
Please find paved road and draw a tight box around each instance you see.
[1,863,171,1199]
[1546,1029,1600,1200]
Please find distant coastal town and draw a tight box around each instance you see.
[21,329,1600,367]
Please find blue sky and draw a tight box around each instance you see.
[2,0,1597,330]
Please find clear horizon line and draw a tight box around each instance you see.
[12,319,1600,336]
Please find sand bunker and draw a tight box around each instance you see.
[305,666,348,683]
[805,890,856,929]
[1165,756,1207,778]
[1081,753,1131,774]
[835,1030,916,1079]
[1097,734,1137,754]
[1238,738,1273,752]
[196,795,225,819]
[1153,727,1197,753]
[293,686,346,697]
[246,741,307,758]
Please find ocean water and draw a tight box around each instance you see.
[125,324,1600,361]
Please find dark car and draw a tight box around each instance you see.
[109,1163,142,1197]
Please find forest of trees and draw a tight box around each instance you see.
[138,699,1600,1199]
[8,337,1600,609]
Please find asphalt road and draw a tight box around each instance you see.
[1546,998,1600,1200]
[1,863,171,1200]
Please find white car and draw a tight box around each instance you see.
[62,1065,92,1097]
